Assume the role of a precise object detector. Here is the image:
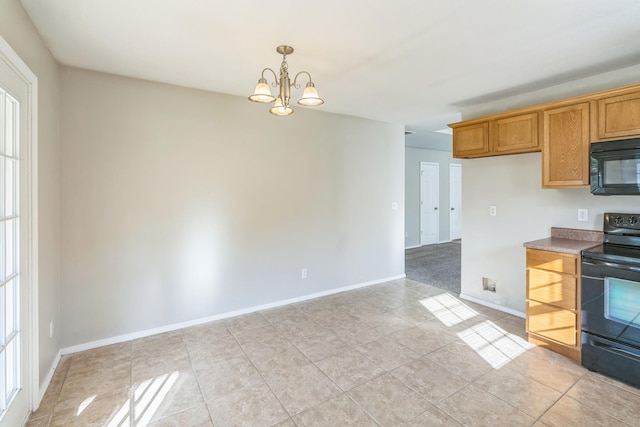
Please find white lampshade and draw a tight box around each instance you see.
[297,82,324,106]
[269,97,294,116]
[248,78,276,103]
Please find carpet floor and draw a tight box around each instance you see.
[405,241,461,294]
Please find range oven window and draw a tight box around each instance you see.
[604,277,640,329]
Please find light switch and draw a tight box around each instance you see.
[391,202,398,210]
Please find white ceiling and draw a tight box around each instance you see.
[20,0,640,150]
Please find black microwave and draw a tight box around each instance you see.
[590,138,640,195]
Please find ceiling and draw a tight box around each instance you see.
[20,0,640,150]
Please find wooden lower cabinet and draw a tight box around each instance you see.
[526,301,577,346]
[527,269,577,310]
[526,248,581,362]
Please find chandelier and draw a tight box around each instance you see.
[248,45,324,116]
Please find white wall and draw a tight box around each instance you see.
[60,67,405,347]
[405,147,461,248]
[0,0,61,387]
[460,65,640,313]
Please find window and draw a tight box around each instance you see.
[0,87,20,414]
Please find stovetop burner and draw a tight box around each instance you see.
[582,212,640,267]
[582,243,640,267]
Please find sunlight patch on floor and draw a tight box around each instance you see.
[97,370,180,427]
[458,320,534,369]
[420,293,478,326]
[77,395,96,416]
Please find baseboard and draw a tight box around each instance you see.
[459,293,525,318]
[406,239,456,250]
[61,274,407,356]
[405,245,421,249]
[35,349,61,409]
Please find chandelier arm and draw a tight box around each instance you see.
[292,71,312,89]
[261,68,279,87]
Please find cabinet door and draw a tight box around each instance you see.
[526,248,577,275]
[596,91,640,140]
[542,102,590,188]
[526,301,577,346]
[527,269,577,310]
[452,122,489,158]
[491,113,540,154]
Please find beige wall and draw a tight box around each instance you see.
[460,65,640,313]
[60,67,405,347]
[0,0,61,388]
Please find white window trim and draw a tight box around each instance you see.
[0,35,39,412]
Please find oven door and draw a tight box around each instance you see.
[581,258,640,348]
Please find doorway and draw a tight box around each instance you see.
[406,159,461,294]
[420,162,439,245]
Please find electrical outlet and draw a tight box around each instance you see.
[301,268,308,279]
[489,205,497,216]
[578,209,588,222]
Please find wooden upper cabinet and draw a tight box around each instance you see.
[491,113,539,154]
[450,83,640,162]
[451,113,540,158]
[542,102,590,188]
[452,122,489,158]
[594,90,640,140]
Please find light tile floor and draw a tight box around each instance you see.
[27,279,640,426]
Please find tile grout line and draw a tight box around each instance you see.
[178,326,217,426]
[229,313,303,424]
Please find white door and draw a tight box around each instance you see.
[0,37,36,427]
[420,162,439,245]
[449,163,462,240]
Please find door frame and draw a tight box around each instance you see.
[0,35,39,416]
[449,163,462,240]
[419,161,439,245]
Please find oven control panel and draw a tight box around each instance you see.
[604,213,640,233]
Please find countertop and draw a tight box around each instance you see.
[523,227,603,255]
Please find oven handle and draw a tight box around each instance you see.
[582,258,640,273]
[590,335,640,362]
